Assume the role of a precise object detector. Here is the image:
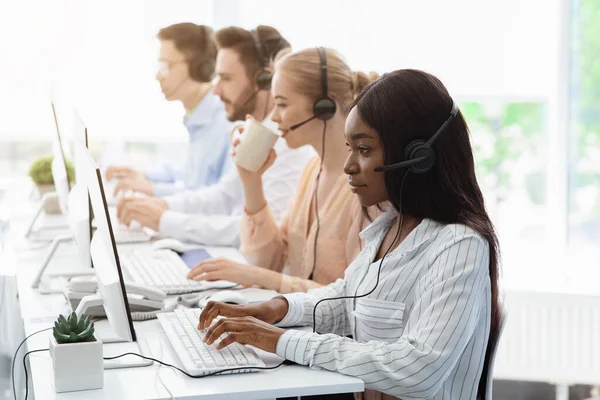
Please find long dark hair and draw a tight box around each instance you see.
[352,69,500,398]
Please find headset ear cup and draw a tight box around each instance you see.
[404,140,436,174]
[313,97,337,121]
[256,70,273,91]
[199,59,215,82]
[188,58,213,83]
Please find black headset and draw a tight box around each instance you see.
[374,100,459,174]
[251,29,273,91]
[289,47,338,131]
[187,25,216,83]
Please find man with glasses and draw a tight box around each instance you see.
[105,23,232,197]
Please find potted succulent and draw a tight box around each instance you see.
[28,155,75,214]
[49,312,103,393]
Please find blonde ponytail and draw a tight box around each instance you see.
[352,71,380,98]
[275,48,378,114]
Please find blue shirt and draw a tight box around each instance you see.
[146,92,233,197]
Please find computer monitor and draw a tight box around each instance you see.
[51,102,71,192]
[73,109,95,247]
[52,105,90,269]
[75,135,137,342]
[31,105,93,290]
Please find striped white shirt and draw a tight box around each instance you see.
[276,207,491,400]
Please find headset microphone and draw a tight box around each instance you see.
[374,100,459,174]
[289,114,319,131]
[288,47,337,132]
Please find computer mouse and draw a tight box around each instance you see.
[198,290,248,308]
[151,238,189,254]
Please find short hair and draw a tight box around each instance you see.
[214,25,290,78]
[157,23,217,82]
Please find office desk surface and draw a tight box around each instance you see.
[12,237,364,400]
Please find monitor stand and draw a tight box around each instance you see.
[31,234,95,290]
[92,319,153,369]
[24,192,68,239]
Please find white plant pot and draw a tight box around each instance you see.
[37,184,61,214]
[49,335,104,393]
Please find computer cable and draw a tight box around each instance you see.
[307,120,327,282]
[13,327,293,399]
[102,352,290,378]
[311,169,410,333]
[11,327,52,400]
[22,348,49,400]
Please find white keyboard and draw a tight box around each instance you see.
[106,207,151,243]
[113,227,151,244]
[157,308,265,375]
[121,249,237,294]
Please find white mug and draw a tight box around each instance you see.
[234,119,279,172]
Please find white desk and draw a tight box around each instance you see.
[6,216,364,399]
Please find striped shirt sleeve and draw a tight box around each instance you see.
[276,233,489,399]
[276,278,350,335]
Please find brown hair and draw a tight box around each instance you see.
[214,25,290,78]
[275,47,378,115]
[157,23,216,82]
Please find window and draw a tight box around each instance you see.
[236,0,561,287]
[568,0,600,287]
[2,0,592,292]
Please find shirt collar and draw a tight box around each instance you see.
[360,206,440,255]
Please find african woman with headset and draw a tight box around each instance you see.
[187,47,378,294]
[196,70,501,400]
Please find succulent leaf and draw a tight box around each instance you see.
[69,312,78,331]
[78,324,95,340]
[78,316,87,332]
[53,313,95,343]
[53,330,71,343]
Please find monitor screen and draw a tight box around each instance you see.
[75,136,137,342]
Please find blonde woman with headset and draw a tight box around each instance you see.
[188,47,378,293]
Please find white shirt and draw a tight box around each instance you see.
[158,118,314,247]
[276,207,491,400]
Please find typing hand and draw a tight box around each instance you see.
[187,257,260,288]
[117,197,168,231]
[202,315,285,353]
[104,165,145,181]
[199,298,289,329]
[114,177,154,197]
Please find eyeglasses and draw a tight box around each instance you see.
[156,59,188,76]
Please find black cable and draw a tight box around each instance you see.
[12,327,52,400]
[307,120,327,281]
[23,349,48,400]
[102,352,289,378]
[312,169,410,333]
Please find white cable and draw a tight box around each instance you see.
[155,339,174,399]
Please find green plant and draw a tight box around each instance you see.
[53,312,95,344]
[28,156,75,186]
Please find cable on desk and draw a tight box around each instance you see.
[23,349,49,400]
[11,327,52,400]
[103,352,290,378]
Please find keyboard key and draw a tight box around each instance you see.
[165,308,261,372]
